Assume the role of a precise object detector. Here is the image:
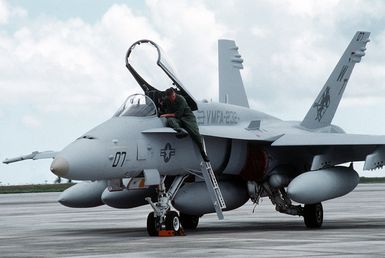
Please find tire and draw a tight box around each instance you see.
[304,203,323,228]
[165,211,181,231]
[146,212,158,236]
[180,213,199,230]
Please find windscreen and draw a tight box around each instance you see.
[114,94,157,117]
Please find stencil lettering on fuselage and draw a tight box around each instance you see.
[196,110,240,125]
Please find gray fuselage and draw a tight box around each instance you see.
[56,100,344,181]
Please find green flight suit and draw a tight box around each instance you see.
[163,94,206,157]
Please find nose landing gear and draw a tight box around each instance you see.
[146,210,184,236]
[145,175,187,236]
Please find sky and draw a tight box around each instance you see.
[1,0,385,185]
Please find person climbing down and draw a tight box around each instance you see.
[160,87,210,162]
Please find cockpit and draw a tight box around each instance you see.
[114,94,157,117]
[121,39,198,116]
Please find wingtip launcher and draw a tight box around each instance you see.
[3,151,57,164]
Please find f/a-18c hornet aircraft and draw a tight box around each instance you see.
[4,31,383,236]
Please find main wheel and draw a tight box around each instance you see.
[165,211,181,231]
[146,212,158,236]
[304,203,323,228]
[180,213,199,230]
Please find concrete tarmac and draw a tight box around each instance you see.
[1,184,385,257]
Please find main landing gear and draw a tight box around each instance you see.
[145,175,187,236]
[250,182,324,229]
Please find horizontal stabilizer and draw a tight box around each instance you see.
[273,133,385,172]
[364,147,385,170]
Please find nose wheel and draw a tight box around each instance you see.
[146,212,158,236]
[165,211,181,231]
[146,210,183,236]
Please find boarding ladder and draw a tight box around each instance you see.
[200,138,226,220]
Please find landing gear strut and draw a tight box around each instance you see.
[145,175,187,236]
[261,182,303,216]
[250,181,324,229]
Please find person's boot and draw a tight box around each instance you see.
[175,128,188,139]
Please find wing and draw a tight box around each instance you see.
[143,126,385,171]
[271,133,385,171]
[272,133,385,146]
[3,151,57,164]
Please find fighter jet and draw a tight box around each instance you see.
[4,31,382,236]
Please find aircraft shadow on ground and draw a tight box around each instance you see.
[57,218,385,238]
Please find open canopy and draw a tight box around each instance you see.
[125,39,198,111]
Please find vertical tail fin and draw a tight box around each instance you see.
[301,31,370,129]
[218,39,249,108]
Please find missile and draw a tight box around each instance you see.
[101,188,157,209]
[172,180,249,215]
[287,166,359,204]
[58,180,107,208]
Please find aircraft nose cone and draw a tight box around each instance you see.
[50,157,69,177]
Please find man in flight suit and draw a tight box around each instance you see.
[160,88,209,162]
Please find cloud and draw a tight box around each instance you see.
[0,0,26,24]
[145,0,225,99]
[0,5,157,119]
[2,1,385,120]
[21,115,42,129]
[2,0,385,184]
[196,0,385,121]
[0,0,9,24]
[0,0,228,121]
